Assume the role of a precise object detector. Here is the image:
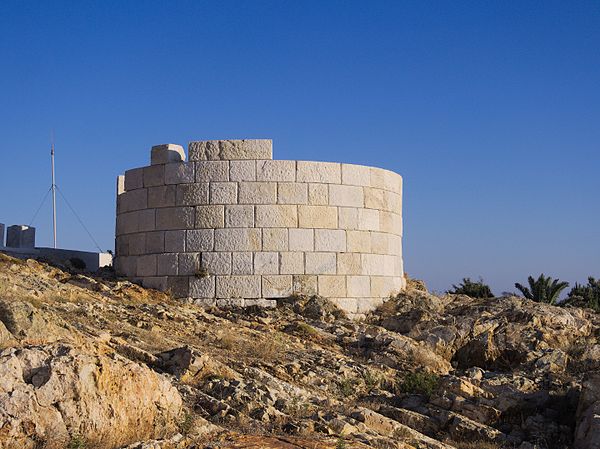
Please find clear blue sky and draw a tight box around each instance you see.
[1,1,598,294]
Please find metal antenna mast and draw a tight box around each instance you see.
[51,132,57,248]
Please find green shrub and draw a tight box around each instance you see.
[448,278,494,298]
[515,274,569,305]
[399,371,439,397]
[562,277,600,312]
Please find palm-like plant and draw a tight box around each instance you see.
[514,274,569,305]
[563,277,600,311]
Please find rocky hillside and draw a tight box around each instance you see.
[0,253,599,449]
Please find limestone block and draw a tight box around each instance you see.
[151,144,186,165]
[194,298,217,307]
[139,209,156,232]
[230,160,256,181]
[232,252,253,275]
[165,230,186,252]
[189,139,272,161]
[347,276,370,297]
[157,253,178,276]
[382,255,397,276]
[329,184,364,207]
[190,276,216,298]
[146,231,165,253]
[124,167,144,191]
[338,207,359,230]
[143,165,165,187]
[305,252,336,275]
[137,254,157,277]
[156,206,194,230]
[262,275,292,298]
[357,208,380,231]
[148,185,176,208]
[394,256,403,277]
[314,229,346,252]
[116,175,125,195]
[297,161,341,184]
[289,228,314,251]
[379,211,402,235]
[371,232,391,255]
[165,162,194,184]
[186,229,214,252]
[195,205,225,228]
[116,211,139,235]
[329,298,358,314]
[255,205,298,228]
[318,275,346,297]
[116,256,136,277]
[196,161,229,182]
[176,183,209,206]
[279,252,304,275]
[364,187,385,210]
[167,276,189,298]
[210,182,238,204]
[385,191,402,212]
[346,230,371,252]
[256,160,296,182]
[357,297,385,314]
[142,277,168,291]
[178,253,199,276]
[371,168,402,193]
[201,252,232,275]
[342,164,371,187]
[238,182,277,204]
[388,234,402,256]
[254,252,279,274]
[292,275,318,295]
[371,276,400,297]
[115,235,129,256]
[361,254,386,276]
[120,189,148,212]
[262,228,288,251]
[298,205,338,229]
[214,228,261,251]
[277,182,308,204]
[216,275,261,298]
[128,233,146,255]
[244,298,277,308]
[225,205,254,228]
[216,298,244,307]
[337,253,362,275]
[308,183,329,205]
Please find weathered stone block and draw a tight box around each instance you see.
[216,298,244,307]
[347,276,370,297]
[186,229,214,252]
[305,252,336,275]
[176,183,209,206]
[156,206,194,230]
[148,185,176,208]
[196,161,229,182]
[318,275,346,297]
[116,175,125,195]
[214,228,261,251]
[289,228,314,251]
[229,160,256,181]
[189,139,272,161]
[165,230,186,252]
[120,189,148,213]
[342,164,371,186]
[190,276,216,298]
[279,252,304,275]
[338,207,359,230]
[254,252,279,274]
[216,275,261,298]
[142,277,168,291]
[151,144,186,165]
[314,229,346,252]
[329,184,364,207]
[128,233,146,255]
[330,297,359,314]
[201,252,232,275]
[337,253,362,275]
[145,231,165,253]
[143,165,165,187]
[364,187,385,210]
[308,183,329,205]
[357,208,380,231]
[115,235,129,256]
[225,205,254,228]
[139,209,156,232]
[262,228,288,251]
[255,205,297,228]
[137,254,157,277]
[371,276,400,297]
[371,168,402,193]
[167,276,189,298]
[232,252,253,275]
[157,253,178,276]
[178,253,199,276]
[238,182,277,204]
[379,211,402,234]
[297,161,341,184]
[262,275,292,298]
[195,205,225,228]
[116,211,139,235]
[256,160,296,182]
[346,230,371,252]
[371,232,391,255]
[292,275,317,295]
[277,182,308,204]
[116,256,136,277]
[210,182,238,204]
[124,167,144,191]
[165,162,194,184]
[298,205,338,229]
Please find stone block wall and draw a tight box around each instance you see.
[115,139,405,317]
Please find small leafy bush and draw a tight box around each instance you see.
[562,277,600,312]
[448,278,494,298]
[399,371,439,397]
[515,274,569,305]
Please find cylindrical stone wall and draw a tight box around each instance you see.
[115,139,405,317]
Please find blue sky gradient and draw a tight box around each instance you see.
[1,0,598,293]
